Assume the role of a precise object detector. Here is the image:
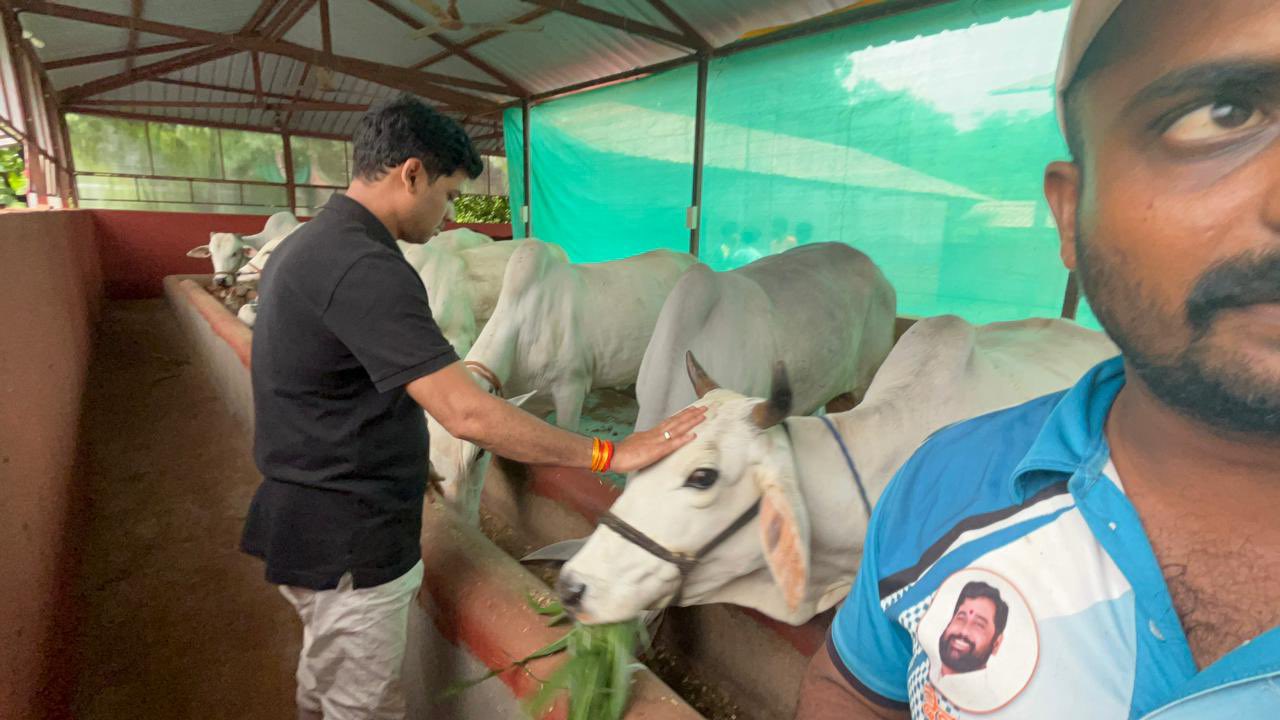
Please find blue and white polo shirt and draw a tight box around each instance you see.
[830,357,1280,719]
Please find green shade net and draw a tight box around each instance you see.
[507,0,1103,328]
[701,0,1076,324]
[503,106,526,238]
[506,66,697,262]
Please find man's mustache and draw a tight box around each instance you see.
[1187,251,1280,334]
[943,632,975,653]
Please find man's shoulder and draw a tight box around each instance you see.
[279,212,380,264]
[871,391,1067,574]
[269,215,408,291]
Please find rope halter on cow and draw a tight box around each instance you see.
[591,352,795,599]
[591,352,873,611]
[598,498,762,579]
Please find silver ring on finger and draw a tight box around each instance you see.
[663,431,672,441]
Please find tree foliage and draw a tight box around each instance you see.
[454,194,510,223]
[0,146,26,207]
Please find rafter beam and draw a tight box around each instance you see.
[520,0,693,49]
[64,106,352,141]
[123,0,144,73]
[75,98,367,111]
[152,76,298,102]
[251,50,264,101]
[319,0,330,54]
[243,0,285,34]
[13,1,496,111]
[59,45,239,103]
[279,63,311,132]
[644,0,708,52]
[365,0,525,96]
[409,7,551,71]
[260,0,303,38]
[266,0,315,41]
[43,40,197,70]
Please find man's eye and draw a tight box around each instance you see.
[1164,100,1266,145]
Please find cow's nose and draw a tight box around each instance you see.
[556,575,587,609]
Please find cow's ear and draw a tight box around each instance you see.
[750,455,810,612]
[187,245,211,258]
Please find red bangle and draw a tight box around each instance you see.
[599,440,614,474]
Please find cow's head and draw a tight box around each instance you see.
[188,232,255,287]
[558,353,809,624]
[426,386,535,523]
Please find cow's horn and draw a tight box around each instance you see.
[686,351,720,399]
[751,362,792,429]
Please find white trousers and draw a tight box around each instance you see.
[278,561,424,720]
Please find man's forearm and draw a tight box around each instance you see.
[463,393,595,469]
[409,362,702,475]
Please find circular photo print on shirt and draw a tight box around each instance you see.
[916,567,1039,714]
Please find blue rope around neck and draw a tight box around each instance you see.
[818,415,873,519]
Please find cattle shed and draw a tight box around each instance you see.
[1,1,1093,719]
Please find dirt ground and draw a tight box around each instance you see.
[70,300,298,720]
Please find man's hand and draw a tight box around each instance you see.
[612,406,708,474]
[410,362,706,472]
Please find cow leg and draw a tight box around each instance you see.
[551,380,588,431]
[459,454,491,524]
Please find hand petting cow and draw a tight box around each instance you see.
[427,240,697,522]
[556,316,1118,626]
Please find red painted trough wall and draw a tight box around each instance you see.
[91,209,513,299]
[0,209,101,720]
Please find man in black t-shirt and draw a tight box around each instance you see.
[242,96,703,720]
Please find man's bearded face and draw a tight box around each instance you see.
[939,598,1001,673]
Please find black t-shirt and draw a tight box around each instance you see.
[240,193,458,590]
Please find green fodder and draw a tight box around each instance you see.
[443,596,647,720]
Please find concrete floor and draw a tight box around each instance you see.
[71,300,298,720]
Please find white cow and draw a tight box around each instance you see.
[557,316,1118,625]
[237,299,258,327]
[428,241,697,521]
[398,227,494,272]
[402,238,568,357]
[634,243,896,431]
[187,211,301,287]
[234,220,305,285]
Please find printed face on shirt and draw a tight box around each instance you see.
[917,570,1037,713]
[939,593,1005,675]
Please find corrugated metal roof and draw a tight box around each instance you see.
[19,0,919,155]
[460,9,687,95]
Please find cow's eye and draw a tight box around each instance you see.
[684,468,719,490]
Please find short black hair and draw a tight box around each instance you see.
[954,581,1009,636]
[352,94,483,182]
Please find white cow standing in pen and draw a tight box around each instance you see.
[634,242,897,432]
[556,316,1119,625]
[428,240,697,522]
[404,237,568,357]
